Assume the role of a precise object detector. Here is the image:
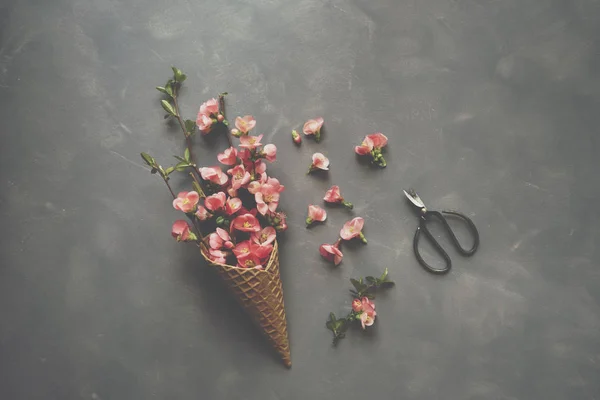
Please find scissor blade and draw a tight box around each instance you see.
[404,189,425,209]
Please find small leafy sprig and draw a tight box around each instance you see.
[326,269,394,344]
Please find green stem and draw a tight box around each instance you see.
[218,93,233,147]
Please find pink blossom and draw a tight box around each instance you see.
[204,192,226,212]
[319,239,343,266]
[291,130,301,144]
[227,164,251,190]
[233,240,253,260]
[340,217,367,243]
[306,204,327,226]
[266,177,284,193]
[209,227,233,250]
[217,147,238,165]
[255,160,267,175]
[324,185,353,209]
[303,117,324,141]
[235,115,256,134]
[199,166,228,185]
[237,253,263,269]
[271,211,288,232]
[262,144,277,162]
[254,243,273,260]
[354,136,373,155]
[172,220,196,242]
[197,114,213,134]
[352,298,363,313]
[200,98,219,116]
[238,148,251,163]
[195,205,211,221]
[227,186,238,198]
[367,133,388,149]
[247,180,262,194]
[208,248,228,264]
[251,226,276,246]
[308,152,329,173]
[359,297,377,329]
[172,191,200,213]
[255,184,280,215]
[231,213,261,232]
[239,134,263,150]
[225,197,242,215]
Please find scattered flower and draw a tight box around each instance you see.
[235,115,256,134]
[355,133,388,168]
[303,117,324,142]
[291,130,301,145]
[323,185,353,209]
[306,205,327,227]
[308,152,330,174]
[319,239,343,266]
[340,217,367,244]
[171,220,197,242]
[358,297,377,329]
[172,191,200,213]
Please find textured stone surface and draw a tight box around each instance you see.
[1,0,599,399]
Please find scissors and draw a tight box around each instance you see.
[403,189,480,274]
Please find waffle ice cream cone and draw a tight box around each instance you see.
[200,241,291,368]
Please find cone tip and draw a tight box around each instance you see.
[284,359,292,368]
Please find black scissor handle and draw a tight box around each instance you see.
[413,210,479,274]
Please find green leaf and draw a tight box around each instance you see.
[173,155,186,163]
[184,148,190,162]
[165,81,174,97]
[325,313,337,331]
[161,100,176,116]
[172,67,186,82]
[140,152,155,167]
[365,276,377,284]
[185,119,196,135]
[175,161,189,172]
[165,166,175,176]
[156,86,171,96]
[350,278,366,293]
[150,167,158,174]
[380,268,389,282]
[380,281,395,289]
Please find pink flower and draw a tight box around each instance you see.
[231,213,261,232]
[266,211,288,232]
[239,134,263,150]
[262,144,277,162]
[251,226,276,246]
[235,115,256,134]
[291,130,301,144]
[306,204,327,226]
[359,297,377,329]
[171,220,197,242]
[237,253,263,269]
[199,166,228,185]
[204,192,226,212]
[247,180,262,194]
[355,133,388,168]
[197,113,213,134]
[255,161,267,175]
[200,98,219,116]
[340,217,367,243]
[217,147,238,165]
[209,227,233,250]
[227,164,251,190]
[308,152,329,173]
[352,298,363,312]
[303,117,324,141]
[208,248,228,264]
[195,205,211,221]
[172,191,200,213]
[319,239,343,266]
[255,184,280,215]
[367,133,388,149]
[254,243,273,260]
[233,240,253,260]
[354,136,373,155]
[324,185,353,209]
[225,197,242,215]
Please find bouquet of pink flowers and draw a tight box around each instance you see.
[142,67,291,367]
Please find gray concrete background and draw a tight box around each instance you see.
[1,0,599,399]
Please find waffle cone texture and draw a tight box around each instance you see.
[200,241,291,368]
